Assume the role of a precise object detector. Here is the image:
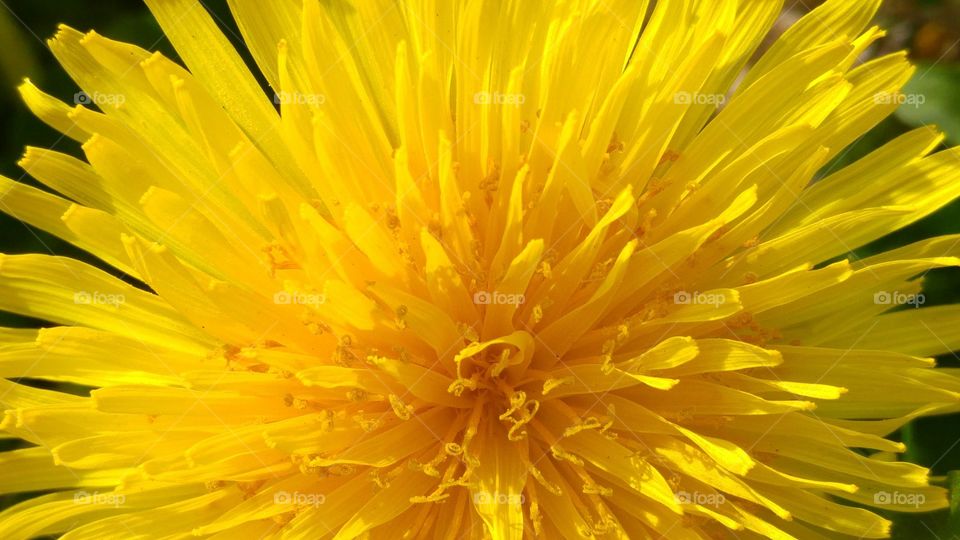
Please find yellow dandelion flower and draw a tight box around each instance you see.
[3,0,960,538]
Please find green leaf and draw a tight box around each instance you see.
[897,64,960,144]
[949,471,960,536]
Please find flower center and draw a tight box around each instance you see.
[448,334,541,441]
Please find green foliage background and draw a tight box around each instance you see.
[0,1,959,538]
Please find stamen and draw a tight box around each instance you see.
[395,305,408,329]
[447,372,479,396]
[460,395,487,458]
[354,415,383,432]
[542,376,574,395]
[550,445,584,466]
[529,498,543,536]
[526,463,562,495]
[532,304,544,324]
[582,481,613,497]
[389,394,414,420]
[562,417,603,438]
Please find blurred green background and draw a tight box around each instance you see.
[0,0,959,537]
